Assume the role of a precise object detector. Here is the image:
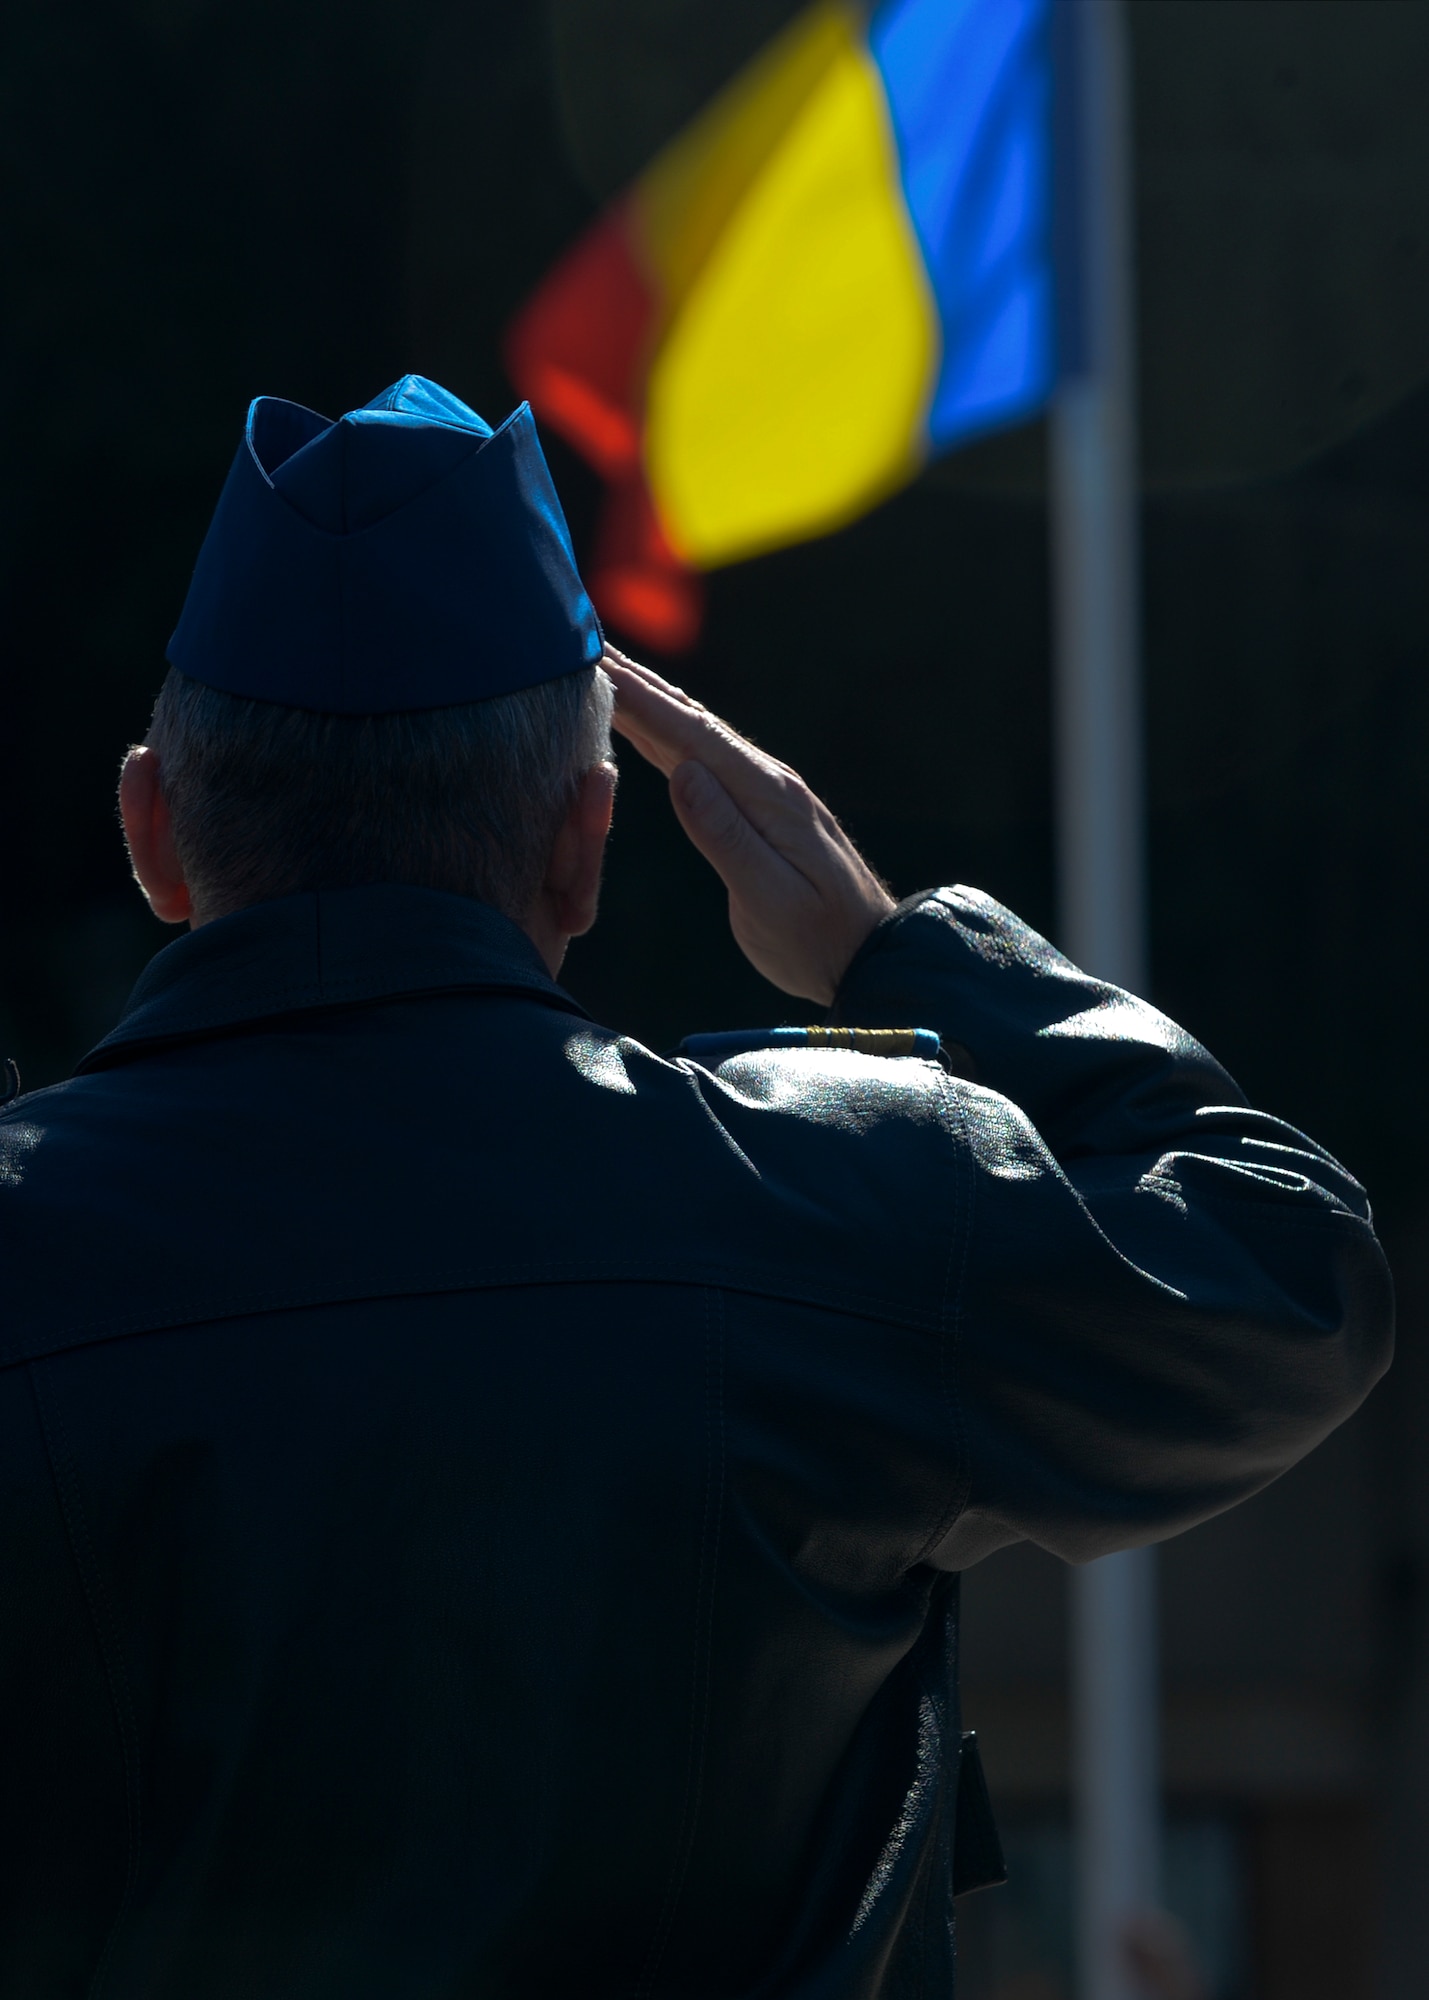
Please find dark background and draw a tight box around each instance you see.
[5,4,1429,1994]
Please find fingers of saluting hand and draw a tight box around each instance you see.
[605,653,810,842]
[667,758,802,907]
[605,650,820,904]
[602,643,703,711]
[606,646,799,774]
[601,645,894,1000]
[605,652,730,780]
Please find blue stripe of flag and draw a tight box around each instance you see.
[870,0,1058,453]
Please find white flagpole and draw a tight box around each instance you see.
[1049,4,1161,1999]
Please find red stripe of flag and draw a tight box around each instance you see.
[505,204,704,652]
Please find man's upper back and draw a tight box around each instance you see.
[0,884,1392,1998]
[6,886,963,1365]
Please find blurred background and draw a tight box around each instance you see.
[3,3,1427,1995]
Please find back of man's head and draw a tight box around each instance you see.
[146,665,614,925]
[142,374,614,927]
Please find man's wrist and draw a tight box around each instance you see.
[827,887,941,1017]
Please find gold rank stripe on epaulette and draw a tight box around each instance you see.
[673,1026,942,1065]
[799,1027,929,1057]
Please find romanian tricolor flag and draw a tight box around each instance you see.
[506,0,1060,650]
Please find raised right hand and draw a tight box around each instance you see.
[604,646,895,1005]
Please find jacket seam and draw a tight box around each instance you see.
[917,1802,937,2000]
[928,1576,961,1993]
[27,1363,141,2000]
[910,1074,975,1568]
[635,1286,725,1998]
[0,1267,947,1373]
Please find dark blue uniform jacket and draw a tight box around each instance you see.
[0,883,1392,1999]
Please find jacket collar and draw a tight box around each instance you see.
[76,884,589,1074]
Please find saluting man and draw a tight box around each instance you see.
[0,378,1392,1998]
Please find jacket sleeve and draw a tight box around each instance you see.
[829,887,1395,1568]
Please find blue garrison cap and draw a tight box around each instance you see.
[167,376,603,714]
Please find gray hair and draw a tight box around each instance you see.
[143,665,615,924]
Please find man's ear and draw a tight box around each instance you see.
[524,763,616,974]
[118,746,194,925]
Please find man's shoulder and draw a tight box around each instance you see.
[674,1037,952,1137]
[542,1014,959,1187]
[0,1002,972,1372]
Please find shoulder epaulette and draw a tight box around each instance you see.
[675,1026,941,1065]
